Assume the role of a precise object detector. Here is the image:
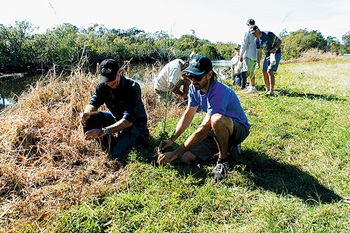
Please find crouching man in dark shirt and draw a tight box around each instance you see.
[81,59,149,160]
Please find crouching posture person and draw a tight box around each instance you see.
[81,59,149,161]
[157,55,250,180]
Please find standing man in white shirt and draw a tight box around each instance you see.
[240,19,258,93]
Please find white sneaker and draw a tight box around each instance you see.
[212,162,230,180]
[246,86,257,93]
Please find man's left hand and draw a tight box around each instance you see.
[157,151,178,164]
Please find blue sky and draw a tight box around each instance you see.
[1,0,349,44]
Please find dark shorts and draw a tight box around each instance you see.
[263,53,282,72]
[189,120,250,161]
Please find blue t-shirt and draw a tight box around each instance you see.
[188,80,250,129]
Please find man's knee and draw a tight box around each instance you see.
[211,114,232,128]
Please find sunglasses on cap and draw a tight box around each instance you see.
[184,72,207,82]
[101,67,112,75]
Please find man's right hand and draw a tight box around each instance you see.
[157,151,179,164]
[80,112,91,125]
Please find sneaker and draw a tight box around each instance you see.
[246,86,257,93]
[212,162,230,180]
[266,91,275,96]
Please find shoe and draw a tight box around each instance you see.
[246,86,257,93]
[266,91,275,96]
[212,162,230,180]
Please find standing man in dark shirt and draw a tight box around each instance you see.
[250,25,282,96]
[81,59,149,160]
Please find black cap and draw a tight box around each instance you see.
[99,59,119,83]
[250,25,259,34]
[247,18,255,25]
[183,55,212,76]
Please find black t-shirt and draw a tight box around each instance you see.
[255,31,282,56]
[88,75,147,127]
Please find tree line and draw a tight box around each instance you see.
[1,20,349,74]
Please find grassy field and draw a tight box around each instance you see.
[0,55,349,232]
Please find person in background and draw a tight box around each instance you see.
[81,59,149,161]
[240,18,258,94]
[157,55,250,181]
[231,44,247,90]
[250,25,282,96]
[154,59,190,102]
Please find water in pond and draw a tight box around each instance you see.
[0,75,42,109]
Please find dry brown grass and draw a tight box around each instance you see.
[281,49,347,64]
[0,70,184,231]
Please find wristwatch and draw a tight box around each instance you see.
[103,127,110,135]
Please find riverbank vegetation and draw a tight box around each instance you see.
[1,20,350,75]
[0,53,349,232]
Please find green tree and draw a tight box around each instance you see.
[281,29,327,60]
[341,31,350,53]
[200,44,220,60]
[0,21,36,71]
[214,42,236,60]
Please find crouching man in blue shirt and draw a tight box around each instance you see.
[157,55,250,180]
[81,59,149,161]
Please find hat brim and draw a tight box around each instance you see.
[100,74,115,83]
[182,67,206,76]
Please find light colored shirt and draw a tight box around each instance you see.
[240,29,257,61]
[154,59,184,92]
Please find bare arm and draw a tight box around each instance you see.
[81,104,98,125]
[271,38,282,54]
[84,118,133,140]
[106,118,133,135]
[158,112,212,164]
[158,105,197,152]
[256,49,262,69]
[170,105,197,142]
[171,79,188,98]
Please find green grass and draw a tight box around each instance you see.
[14,59,350,232]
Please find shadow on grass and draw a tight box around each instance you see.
[278,88,347,101]
[234,149,343,205]
[134,136,210,184]
[134,137,343,205]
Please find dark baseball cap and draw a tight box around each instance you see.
[250,25,259,34]
[247,18,255,25]
[182,55,212,76]
[249,25,260,34]
[99,59,119,83]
